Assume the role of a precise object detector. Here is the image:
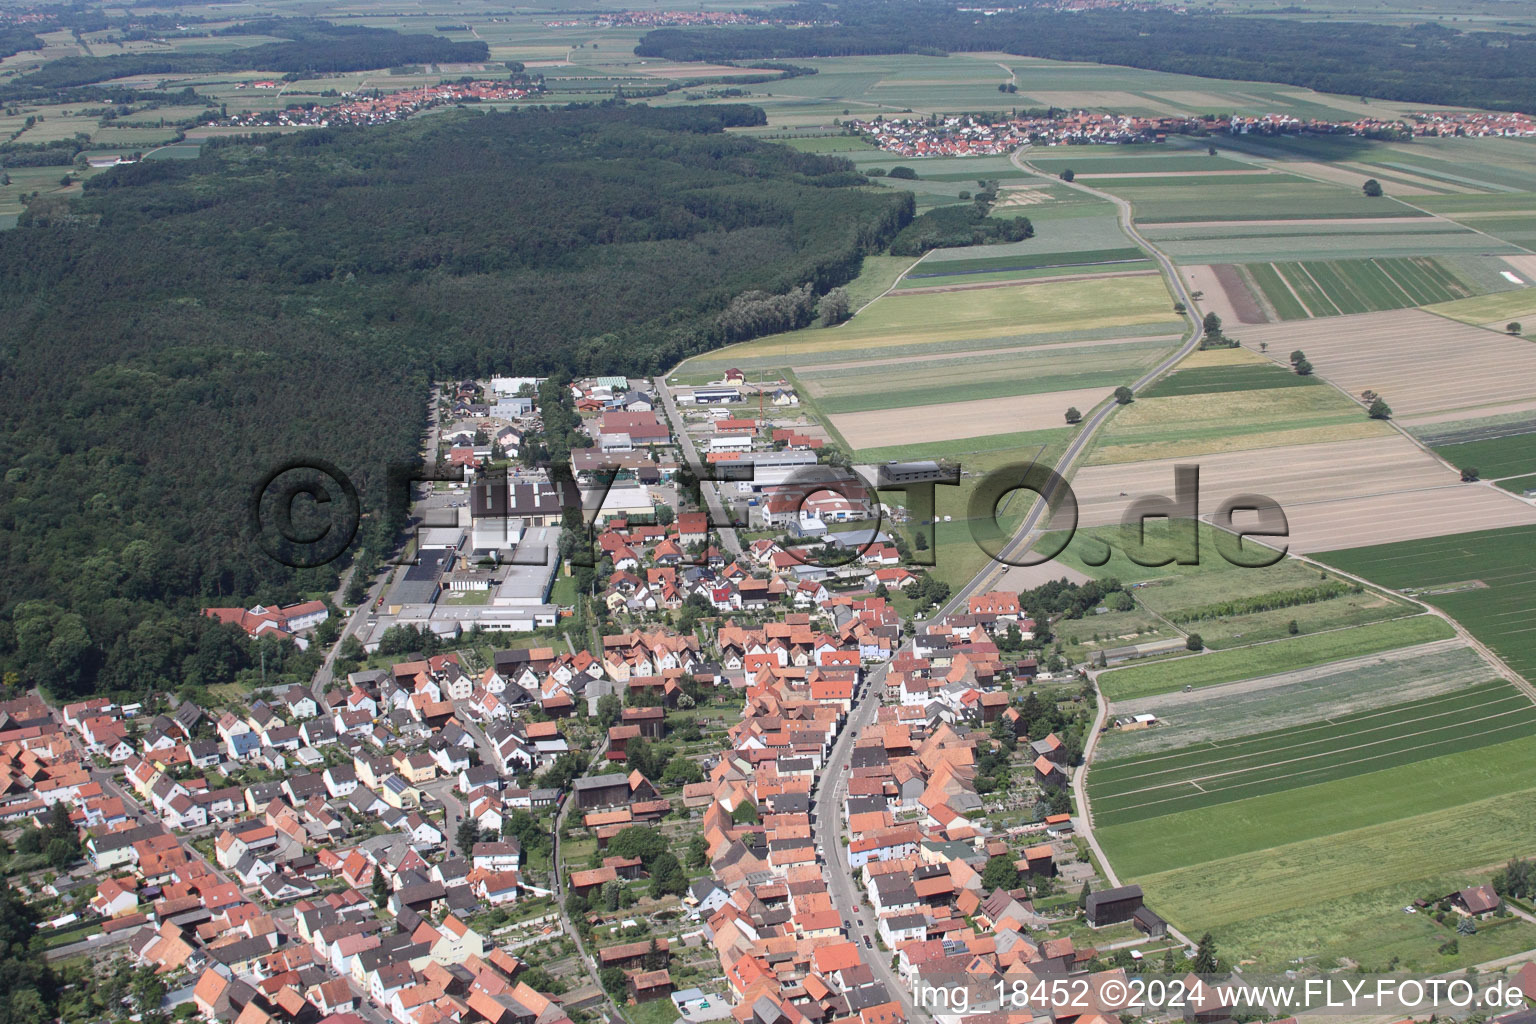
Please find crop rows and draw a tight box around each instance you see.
[1255,256,1475,317]
[908,246,1145,277]
[1138,363,1316,397]
[1090,681,1536,824]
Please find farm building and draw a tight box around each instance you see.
[1085,883,1144,927]
[571,773,632,810]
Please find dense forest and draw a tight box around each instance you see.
[636,2,1536,112]
[0,26,44,61]
[0,103,909,701]
[1,18,489,99]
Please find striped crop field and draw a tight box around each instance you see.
[1088,680,1536,825]
[1246,256,1477,317]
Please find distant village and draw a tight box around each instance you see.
[543,11,833,29]
[214,79,544,131]
[849,109,1536,157]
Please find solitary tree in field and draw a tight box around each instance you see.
[1113,386,1134,405]
[1290,348,1306,366]
[1202,311,1223,336]
[1461,466,1481,482]
[1362,178,1384,197]
[1259,341,1268,353]
[1508,322,1523,336]
[1065,406,1082,425]
[1059,168,1075,182]
[1368,396,1392,419]
[1173,301,1186,314]
[1287,619,1300,635]
[1185,633,1204,651]
[1294,356,1314,376]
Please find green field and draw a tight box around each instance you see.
[1028,154,1253,174]
[1247,256,1477,317]
[1090,176,1427,223]
[683,274,1181,370]
[1431,428,1536,480]
[1090,680,1536,823]
[902,246,1145,278]
[1086,379,1393,463]
[1097,643,1495,760]
[1142,218,1516,264]
[1102,728,1536,878]
[803,336,1172,413]
[855,427,1070,463]
[1318,526,1536,682]
[1425,288,1536,326]
[1137,362,1318,398]
[1114,757,1536,970]
[1097,614,1456,700]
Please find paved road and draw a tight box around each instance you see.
[808,147,1210,1014]
[652,375,742,555]
[809,665,920,1017]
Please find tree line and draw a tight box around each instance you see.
[634,3,1536,113]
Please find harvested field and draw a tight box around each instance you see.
[1279,159,1437,196]
[1067,434,1536,551]
[830,386,1114,450]
[1177,347,1267,368]
[1185,264,1262,324]
[1237,309,1536,424]
[992,186,1052,209]
[994,558,1092,592]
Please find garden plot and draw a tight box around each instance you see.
[1237,309,1536,425]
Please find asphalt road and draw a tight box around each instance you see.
[652,375,743,555]
[807,146,1209,1018]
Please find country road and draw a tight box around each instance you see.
[807,145,1209,1015]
